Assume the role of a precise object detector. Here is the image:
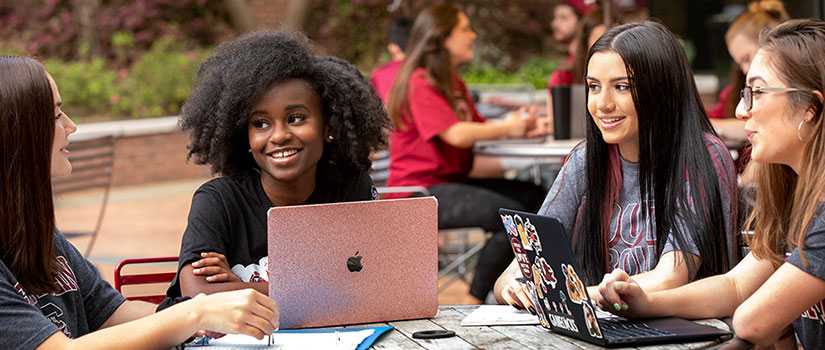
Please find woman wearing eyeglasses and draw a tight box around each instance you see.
[598,19,825,349]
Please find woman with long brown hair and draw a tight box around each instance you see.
[598,19,825,349]
[386,4,544,304]
[0,56,279,349]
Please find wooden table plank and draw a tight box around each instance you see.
[432,308,527,350]
[389,317,477,349]
[363,306,729,349]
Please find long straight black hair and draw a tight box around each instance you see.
[573,21,738,285]
[0,56,61,295]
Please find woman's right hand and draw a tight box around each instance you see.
[500,277,537,314]
[192,289,279,339]
[505,106,538,138]
[192,252,242,283]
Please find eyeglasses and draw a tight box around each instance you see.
[740,86,801,112]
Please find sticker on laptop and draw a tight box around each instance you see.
[562,264,586,304]
[510,237,532,278]
[532,265,545,299]
[514,214,533,250]
[537,257,557,289]
[549,290,579,332]
[559,290,572,316]
[524,280,541,311]
[501,214,518,237]
[524,219,541,251]
[583,303,603,339]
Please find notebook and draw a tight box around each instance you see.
[498,208,731,347]
[267,197,438,329]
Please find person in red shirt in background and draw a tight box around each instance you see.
[371,16,413,102]
[706,0,788,183]
[386,4,545,304]
[546,0,599,133]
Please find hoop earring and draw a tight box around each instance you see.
[798,120,806,143]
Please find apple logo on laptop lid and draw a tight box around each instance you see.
[347,251,363,272]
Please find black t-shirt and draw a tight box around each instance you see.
[166,168,376,298]
[0,230,126,349]
[787,209,825,350]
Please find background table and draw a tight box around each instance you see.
[354,305,729,349]
[475,138,583,159]
[475,138,584,185]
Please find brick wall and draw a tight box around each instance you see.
[247,0,290,29]
[111,131,211,186]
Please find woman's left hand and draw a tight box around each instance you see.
[595,269,642,315]
[192,252,242,283]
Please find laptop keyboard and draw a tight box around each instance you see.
[599,319,675,339]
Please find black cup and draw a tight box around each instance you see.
[551,85,571,140]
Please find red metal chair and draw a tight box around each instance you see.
[114,256,179,304]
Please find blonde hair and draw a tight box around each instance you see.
[726,0,789,44]
[746,20,825,267]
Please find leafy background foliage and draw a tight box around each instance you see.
[304,0,560,70]
[1,0,561,121]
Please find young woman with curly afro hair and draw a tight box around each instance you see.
[162,30,391,303]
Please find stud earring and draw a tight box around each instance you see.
[248,148,252,153]
[327,135,334,141]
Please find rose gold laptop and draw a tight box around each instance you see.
[267,197,438,329]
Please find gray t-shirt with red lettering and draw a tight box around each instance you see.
[0,230,126,349]
[787,209,825,350]
[538,138,733,275]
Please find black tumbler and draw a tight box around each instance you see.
[551,86,571,140]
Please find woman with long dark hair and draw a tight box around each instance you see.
[599,19,825,349]
[386,4,545,304]
[495,21,738,312]
[0,56,278,349]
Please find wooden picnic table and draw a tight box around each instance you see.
[358,305,729,349]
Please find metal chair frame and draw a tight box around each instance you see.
[114,256,179,304]
[53,135,116,257]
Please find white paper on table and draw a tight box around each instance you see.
[203,329,375,350]
[460,305,541,326]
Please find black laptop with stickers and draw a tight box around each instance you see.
[498,208,731,347]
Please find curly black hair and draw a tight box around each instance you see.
[179,30,390,176]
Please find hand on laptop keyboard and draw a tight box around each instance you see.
[596,269,650,318]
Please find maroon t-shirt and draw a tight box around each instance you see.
[706,83,732,119]
[370,60,402,102]
[387,69,485,189]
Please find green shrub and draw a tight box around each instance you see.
[114,37,210,118]
[462,61,519,86]
[462,57,557,90]
[42,38,212,121]
[44,58,118,121]
[514,57,559,90]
